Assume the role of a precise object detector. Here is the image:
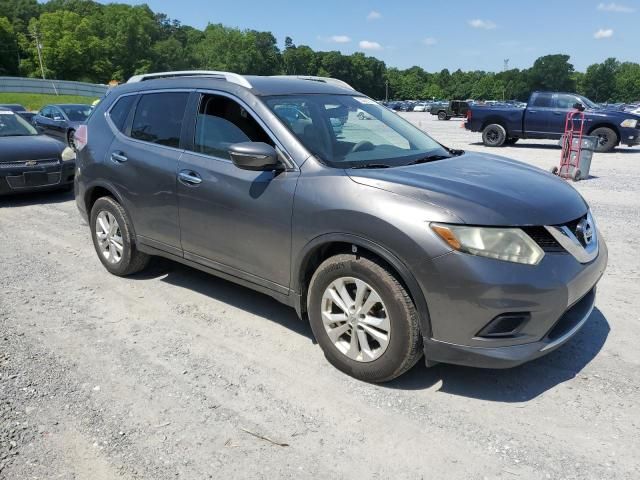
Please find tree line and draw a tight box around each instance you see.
[1,0,639,103]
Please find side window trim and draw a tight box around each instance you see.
[186,89,296,170]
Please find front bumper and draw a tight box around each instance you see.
[0,160,75,195]
[417,233,608,368]
[620,126,640,146]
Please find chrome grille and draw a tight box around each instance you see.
[0,158,59,169]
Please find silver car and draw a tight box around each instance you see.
[75,72,608,382]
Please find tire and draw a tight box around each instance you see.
[90,196,150,276]
[550,166,559,175]
[482,124,507,147]
[505,137,519,145]
[67,129,76,150]
[357,112,365,120]
[437,111,448,121]
[307,253,423,383]
[590,127,618,152]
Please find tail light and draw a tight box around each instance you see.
[74,124,88,151]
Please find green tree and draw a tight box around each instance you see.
[583,58,620,102]
[0,16,20,75]
[614,62,640,103]
[528,54,575,92]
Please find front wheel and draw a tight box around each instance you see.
[482,124,507,147]
[67,129,76,150]
[505,137,519,145]
[437,111,448,121]
[90,196,150,276]
[307,254,423,383]
[590,127,618,152]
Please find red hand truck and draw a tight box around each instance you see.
[552,109,585,181]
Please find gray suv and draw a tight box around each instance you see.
[75,71,608,382]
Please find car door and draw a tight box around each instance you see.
[49,107,69,141]
[176,91,299,292]
[549,94,580,137]
[105,91,190,255]
[524,92,553,136]
[34,106,53,135]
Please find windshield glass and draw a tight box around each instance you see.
[0,111,38,137]
[264,94,451,168]
[578,95,598,109]
[60,104,92,122]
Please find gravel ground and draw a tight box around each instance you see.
[1,113,639,479]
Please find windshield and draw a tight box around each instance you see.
[264,94,451,168]
[0,111,38,137]
[60,104,92,122]
[577,95,598,109]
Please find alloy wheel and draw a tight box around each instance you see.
[321,277,390,362]
[95,211,124,264]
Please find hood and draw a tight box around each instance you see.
[0,134,65,163]
[346,152,588,226]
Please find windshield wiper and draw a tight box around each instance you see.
[350,163,391,169]
[405,154,452,166]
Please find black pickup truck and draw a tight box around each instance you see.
[465,91,640,152]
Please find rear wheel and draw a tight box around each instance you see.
[437,111,448,121]
[90,197,150,276]
[307,254,423,383]
[590,127,618,152]
[482,124,507,147]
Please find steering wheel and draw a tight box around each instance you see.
[350,140,375,153]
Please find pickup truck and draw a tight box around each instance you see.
[465,91,640,152]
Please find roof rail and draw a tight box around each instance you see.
[126,70,252,89]
[270,75,355,91]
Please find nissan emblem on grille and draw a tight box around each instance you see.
[576,217,594,246]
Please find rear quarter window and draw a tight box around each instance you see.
[108,95,137,133]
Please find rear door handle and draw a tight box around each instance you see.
[178,170,202,186]
[111,151,128,163]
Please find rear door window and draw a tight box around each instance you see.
[109,95,137,133]
[130,92,189,148]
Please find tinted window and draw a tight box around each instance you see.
[60,104,92,122]
[532,93,552,108]
[131,92,189,148]
[109,95,136,132]
[192,94,273,160]
[41,107,52,118]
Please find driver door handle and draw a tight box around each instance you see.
[111,151,128,163]
[178,170,202,186]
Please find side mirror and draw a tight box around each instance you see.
[573,102,585,112]
[228,142,282,171]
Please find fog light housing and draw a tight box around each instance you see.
[476,313,531,338]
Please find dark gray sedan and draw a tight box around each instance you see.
[32,103,92,149]
[0,108,76,195]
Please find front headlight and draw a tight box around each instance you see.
[61,146,76,162]
[430,224,545,265]
[620,119,638,128]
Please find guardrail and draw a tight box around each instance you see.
[0,76,108,97]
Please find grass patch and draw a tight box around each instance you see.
[0,93,98,112]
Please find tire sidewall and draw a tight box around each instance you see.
[483,124,506,147]
[307,255,417,382]
[437,111,447,120]
[591,127,617,152]
[90,197,135,275]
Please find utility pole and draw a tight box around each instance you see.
[503,59,509,72]
[30,27,58,95]
[385,80,389,102]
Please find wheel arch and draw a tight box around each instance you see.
[293,233,433,338]
[481,117,510,133]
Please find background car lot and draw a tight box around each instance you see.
[1,113,639,479]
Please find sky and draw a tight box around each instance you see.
[112,0,639,72]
